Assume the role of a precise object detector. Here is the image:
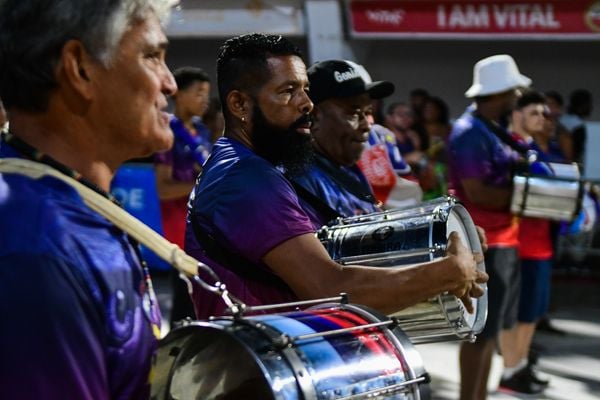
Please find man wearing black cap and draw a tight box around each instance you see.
[185,33,486,319]
[293,60,396,225]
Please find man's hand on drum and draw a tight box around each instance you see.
[445,231,488,314]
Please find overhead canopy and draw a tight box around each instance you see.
[347,0,600,39]
[166,0,305,38]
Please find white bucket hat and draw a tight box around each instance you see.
[465,54,532,98]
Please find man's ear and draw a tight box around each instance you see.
[58,40,95,102]
[226,90,253,122]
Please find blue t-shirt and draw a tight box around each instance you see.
[0,142,161,400]
[294,153,379,228]
[185,137,315,319]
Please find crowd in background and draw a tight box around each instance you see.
[160,80,594,205]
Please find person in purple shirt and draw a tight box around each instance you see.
[185,33,487,321]
[0,1,177,399]
[154,67,212,326]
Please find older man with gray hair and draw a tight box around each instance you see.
[0,1,177,399]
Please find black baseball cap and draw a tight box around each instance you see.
[307,60,395,104]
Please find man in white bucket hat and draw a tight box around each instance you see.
[464,54,531,98]
[448,55,543,399]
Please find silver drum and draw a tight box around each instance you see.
[151,301,430,400]
[511,162,583,221]
[317,197,487,344]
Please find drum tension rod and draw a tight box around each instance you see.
[273,316,401,349]
[228,293,350,316]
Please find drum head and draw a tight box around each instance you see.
[151,322,276,400]
[446,205,487,335]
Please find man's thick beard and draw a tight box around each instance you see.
[251,104,314,177]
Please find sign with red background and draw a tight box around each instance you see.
[348,0,600,38]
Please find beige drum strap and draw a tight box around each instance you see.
[0,157,199,277]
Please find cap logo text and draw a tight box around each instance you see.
[334,69,361,83]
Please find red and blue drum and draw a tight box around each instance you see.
[151,303,430,400]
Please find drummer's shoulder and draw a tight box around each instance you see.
[449,116,482,143]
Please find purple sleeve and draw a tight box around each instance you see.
[213,166,315,263]
[0,254,109,400]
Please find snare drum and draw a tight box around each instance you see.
[317,197,487,344]
[511,162,583,221]
[151,303,430,400]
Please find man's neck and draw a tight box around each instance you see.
[174,107,197,133]
[8,111,115,191]
[514,128,533,142]
[224,127,255,152]
[475,103,503,123]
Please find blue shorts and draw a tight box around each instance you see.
[518,259,552,323]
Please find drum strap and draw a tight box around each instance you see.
[472,112,529,157]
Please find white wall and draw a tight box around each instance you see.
[351,39,600,121]
[166,37,599,122]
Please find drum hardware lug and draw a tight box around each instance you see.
[421,372,432,384]
[171,317,193,329]
[272,334,293,349]
[467,333,477,343]
[339,292,349,304]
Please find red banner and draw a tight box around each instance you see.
[348,0,600,38]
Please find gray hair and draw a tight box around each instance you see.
[0,0,178,112]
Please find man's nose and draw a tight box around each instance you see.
[299,90,313,114]
[162,64,177,96]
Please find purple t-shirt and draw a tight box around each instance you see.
[0,142,161,399]
[184,137,315,319]
[447,109,520,246]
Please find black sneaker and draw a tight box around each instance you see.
[499,368,545,396]
[536,317,567,336]
[525,364,550,387]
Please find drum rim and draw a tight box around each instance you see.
[449,204,488,336]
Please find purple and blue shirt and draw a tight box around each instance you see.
[154,115,212,248]
[0,140,161,399]
[185,137,315,319]
[295,153,380,228]
[448,109,520,247]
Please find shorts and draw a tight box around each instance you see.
[478,247,520,340]
[518,259,552,323]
